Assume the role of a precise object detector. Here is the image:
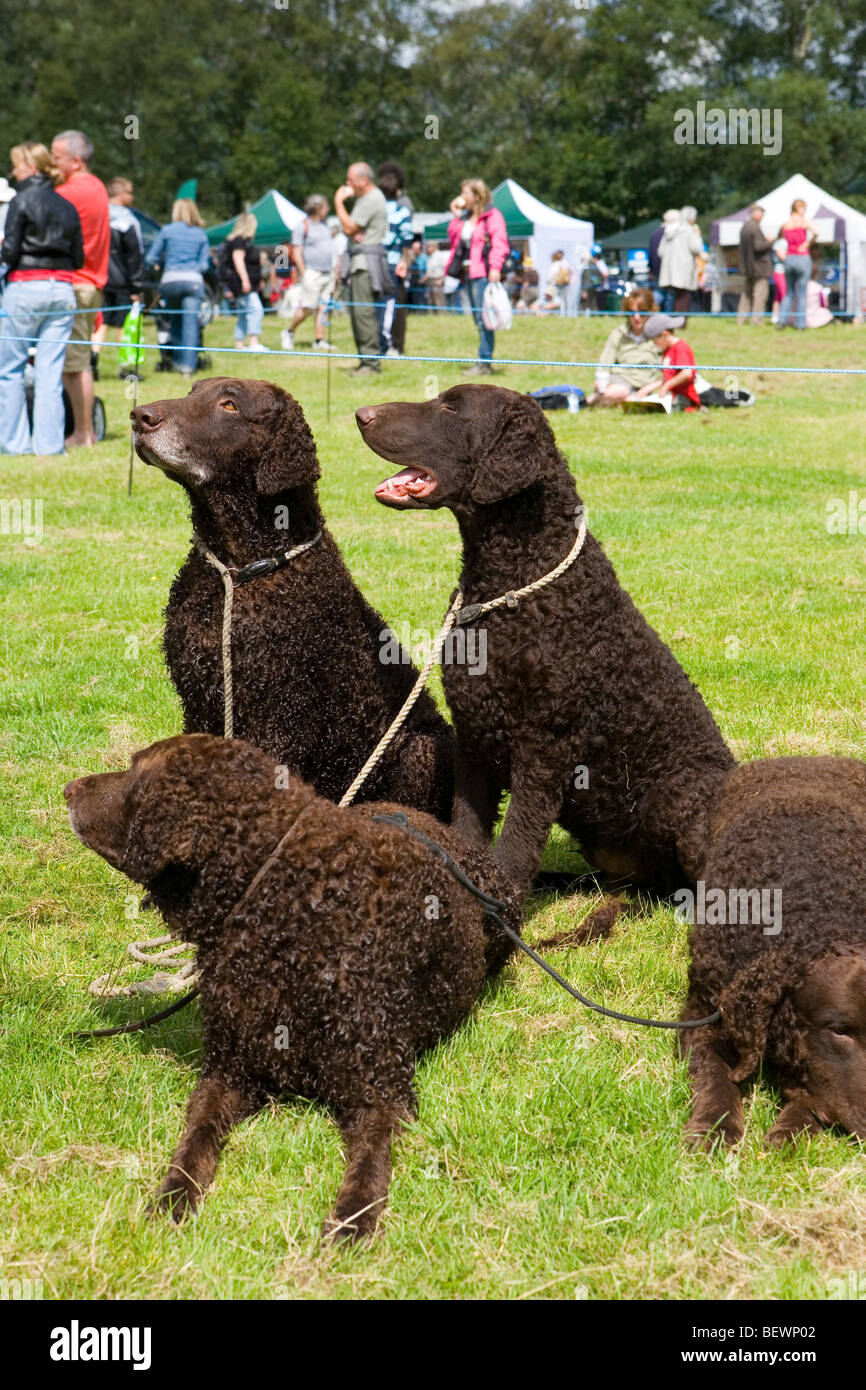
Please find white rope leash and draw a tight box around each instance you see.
[338,590,464,808]
[88,937,197,998]
[198,547,235,739]
[197,532,323,741]
[338,515,588,808]
[92,521,587,1000]
[453,515,587,627]
[92,532,321,1001]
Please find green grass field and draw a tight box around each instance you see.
[1,307,864,1300]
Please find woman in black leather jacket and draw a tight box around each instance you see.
[0,142,83,455]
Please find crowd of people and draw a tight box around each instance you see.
[0,131,113,456]
[736,199,831,330]
[0,136,840,452]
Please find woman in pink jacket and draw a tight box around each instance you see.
[446,179,509,374]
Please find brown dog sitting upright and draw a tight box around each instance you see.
[65,734,517,1239]
[131,378,453,819]
[681,756,866,1148]
[358,384,734,896]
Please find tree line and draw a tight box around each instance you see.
[3,0,864,229]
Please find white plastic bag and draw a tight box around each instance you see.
[482,281,513,331]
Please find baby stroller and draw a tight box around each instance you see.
[153,271,218,375]
[24,350,106,442]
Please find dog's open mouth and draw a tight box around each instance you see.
[374,467,438,505]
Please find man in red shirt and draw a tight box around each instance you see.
[52,130,110,448]
[635,312,702,409]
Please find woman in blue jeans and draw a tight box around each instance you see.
[145,199,211,376]
[446,179,509,374]
[0,142,82,455]
[218,212,266,351]
[777,199,818,331]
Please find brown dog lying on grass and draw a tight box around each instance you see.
[65,734,517,1240]
[681,756,866,1148]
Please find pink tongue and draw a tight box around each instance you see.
[375,468,435,501]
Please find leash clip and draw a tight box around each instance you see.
[504,591,519,610]
[235,556,278,586]
[456,603,483,626]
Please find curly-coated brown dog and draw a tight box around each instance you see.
[358,384,734,896]
[65,734,517,1240]
[131,378,453,819]
[680,756,866,1148]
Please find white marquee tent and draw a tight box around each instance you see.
[495,178,595,288]
[424,179,594,306]
[711,173,866,317]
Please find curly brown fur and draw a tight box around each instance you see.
[131,378,453,819]
[534,895,623,948]
[65,734,518,1240]
[680,756,866,1147]
[358,384,733,896]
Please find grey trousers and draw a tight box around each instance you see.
[349,265,381,368]
[737,275,769,324]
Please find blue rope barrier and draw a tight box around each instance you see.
[0,331,862,374]
[2,297,849,321]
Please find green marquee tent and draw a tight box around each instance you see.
[600,218,659,252]
[206,188,305,247]
[424,180,533,241]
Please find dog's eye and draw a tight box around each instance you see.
[440,403,457,414]
[220,400,238,412]
[827,1026,855,1041]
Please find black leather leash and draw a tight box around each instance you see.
[371,811,721,1031]
[73,987,200,1040]
[75,807,720,1040]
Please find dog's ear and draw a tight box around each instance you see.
[468,395,546,504]
[124,810,196,887]
[255,391,321,495]
[719,947,802,1082]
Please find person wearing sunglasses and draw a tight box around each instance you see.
[586,287,663,406]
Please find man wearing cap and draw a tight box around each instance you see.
[634,313,701,408]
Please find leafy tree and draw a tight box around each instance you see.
[0,0,863,228]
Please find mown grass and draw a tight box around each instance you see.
[0,307,864,1300]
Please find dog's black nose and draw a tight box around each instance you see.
[131,404,164,431]
[355,407,377,428]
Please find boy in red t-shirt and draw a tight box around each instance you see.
[634,313,702,409]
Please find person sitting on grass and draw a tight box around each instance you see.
[634,313,754,410]
[586,288,662,406]
[533,250,571,315]
[515,261,540,313]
